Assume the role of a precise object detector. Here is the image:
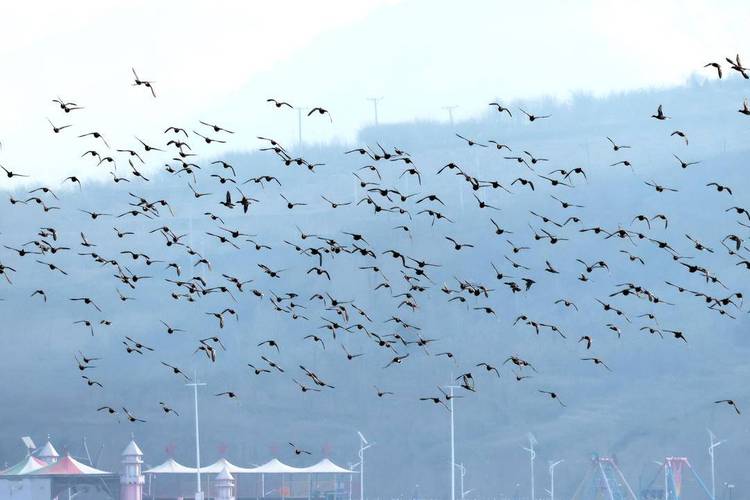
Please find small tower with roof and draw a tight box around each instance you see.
[120,438,144,500]
[215,466,236,500]
[37,436,59,464]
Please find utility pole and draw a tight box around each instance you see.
[522,433,537,500]
[366,97,383,126]
[442,105,459,127]
[548,460,563,500]
[708,429,725,500]
[187,371,206,500]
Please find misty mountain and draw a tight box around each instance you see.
[1,75,749,500]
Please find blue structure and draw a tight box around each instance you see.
[662,458,713,500]
[571,455,638,500]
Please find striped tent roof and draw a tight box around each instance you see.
[1,456,48,476]
[32,455,111,475]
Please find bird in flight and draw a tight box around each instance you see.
[2,51,748,432]
[1,165,29,179]
[704,62,722,79]
[539,390,566,407]
[489,102,512,116]
[307,107,332,122]
[289,443,312,455]
[131,68,156,97]
[519,108,550,121]
[267,98,293,109]
[714,399,741,414]
[651,104,669,120]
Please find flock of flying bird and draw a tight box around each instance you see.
[1,57,749,439]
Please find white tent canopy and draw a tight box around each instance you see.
[250,458,306,474]
[297,459,354,474]
[199,458,258,474]
[144,458,197,474]
[144,457,355,475]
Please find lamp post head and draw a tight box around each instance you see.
[357,431,368,445]
[527,433,537,446]
[709,439,726,455]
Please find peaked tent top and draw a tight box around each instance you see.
[297,458,355,474]
[144,457,197,474]
[200,458,258,474]
[141,456,354,475]
[32,455,111,475]
[251,458,307,474]
[1,456,48,476]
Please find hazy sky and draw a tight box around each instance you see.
[1,0,748,182]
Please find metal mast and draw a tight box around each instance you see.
[187,371,206,500]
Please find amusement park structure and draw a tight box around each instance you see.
[570,454,717,500]
[641,457,714,500]
[571,455,638,500]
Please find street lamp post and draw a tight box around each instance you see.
[296,107,310,150]
[521,434,537,500]
[548,460,563,500]
[708,429,725,500]
[443,383,461,500]
[366,97,383,126]
[451,387,455,500]
[349,462,360,500]
[724,483,735,500]
[455,463,472,500]
[442,105,458,126]
[186,372,206,500]
[357,432,372,500]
